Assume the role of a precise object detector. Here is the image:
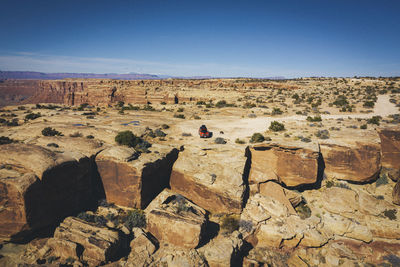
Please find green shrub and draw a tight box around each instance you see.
[326,180,334,188]
[295,202,312,220]
[177,107,185,112]
[86,135,95,139]
[215,100,227,108]
[269,121,285,131]
[220,215,240,234]
[363,101,375,108]
[367,116,381,125]
[360,124,367,129]
[243,102,256,109]
[65,257,75,264]
[69,132,83,138]
[0,136,15,145]
[124,209,146,228]
[333,95,349,107]
[115,131,141,147]
[271,107,283,115]
[235,138,245,144]
[376,173,389,187]
[250,133,265,143]
[161,124,170,129]
[174,114,185,119]
[306,115,322,122]
[25,112,41,121]
[196,100,206,105]
[160,101,166,105]
[47,256,58,264]
[42,127,62,136]
[383,209,397,220]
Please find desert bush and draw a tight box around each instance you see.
[65,257,75,264]
[360,124,367,129]
[383,209,397,220]
[154,129,167,137]
[333,95,349,107]
[239,220,253,232]
[214,137,227,144]
[42,127,62,136]
[220,215,240,234]
[269,121,285,131]
[47,256,58,264]
[215,100,227,108]
[0,136,15,145]
[235,138,245,144]
[47,143,59,148]
[376,173,389,187]
[196,100,206,105]
[25,112,41,121]
[193,115,201,120]
[363,101,375,108]
[315,129,329,139]
[86,135,94,139]
[271,107,283,115]
[115,131,141,147]
[367,116,381,125]
[177,107,184,112]
[161,124,170,129]
[142,105,155,111]
[306,115,322,122]
[123,209,146,228]
[250,133,265,143]
[326,180,334,188]
[295,202,312,219]
[174,114,185,119]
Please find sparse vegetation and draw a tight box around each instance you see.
[220,214,240,234]
[42,127,62,136]
[295,202,312,219]
[383,209,397,220]
[269,121,285,131]
[250,133,265,143]
[235,138,245,144]
[306,115,322,122]
[123,209,146,228]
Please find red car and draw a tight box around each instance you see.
[199,125,211,138]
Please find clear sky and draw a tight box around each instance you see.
[0,0,399,77]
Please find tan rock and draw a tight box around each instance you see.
[248,143,320,187]
[378,128,400,181]
[320,142,381,182]
[199,231,244,267]
[126,228,157,266]
[0,144,99,241]
[259,181,297,215]
[96,145,179,208]
[47,238,80,260]
[145,189,207,249]
[170,145,248,213]
[54,217,121,266]
[320,187,358,217]
[358,190,397,216]
[393,180,400,205]
[365,215,400,239]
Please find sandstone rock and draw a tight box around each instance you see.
[47,238,80,260]
[320,187,358,217]
[145,189,207,249]
[358,190,398,216]
[170,145,248,214]
[393,180,400,205]
[241,194,288,225]
[126,228,157,266]
[0,144,99,241]
[320,142,381,182]
[96,145,179,209]
[199,231,244,267]
[259,181,297,215]
[248,143,320,187]
[284,188,303,207]
[378,128,400,181]
[54,217,121,266]
[365,215,400,239]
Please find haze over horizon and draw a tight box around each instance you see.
[1,0,399,78]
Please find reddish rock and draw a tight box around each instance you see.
[248,144,320,187]
[95,145,179,209]
[378,128,400,181]
[259,182,297,215]
[393,180,400,205]
[170,145,248,214]
[320,142,381,182]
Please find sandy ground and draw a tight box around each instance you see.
[176,95,399,141]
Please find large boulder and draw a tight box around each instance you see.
[258,182,297,215]
[0,144,100,241]
[320,142,381,182]
[145,189,207,249]
[53,217,121,266]
[198,231,244,267]
[378,128,400,181]
[170,145,248,214]
[248,143,320,187]
[95,145,179,209]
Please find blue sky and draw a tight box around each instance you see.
[0,0,399,77]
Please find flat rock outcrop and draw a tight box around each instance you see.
[95,145,179,209]
[248,143,320,187]
[378,128,400,181]
[53,217,121,266]
[145,189,207,249]
[0,144,100,241]
[170,145,249,214]
[320,142,381,182]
